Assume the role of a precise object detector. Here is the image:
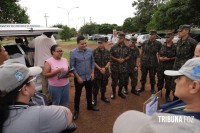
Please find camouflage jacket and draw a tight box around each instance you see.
[173,36,198,70]
[93,47,110,79]
[128,46,139,72]
[159,43,176,70]
[141,40,162,67]
[110,43,131,72]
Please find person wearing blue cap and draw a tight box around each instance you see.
[171,24,198,101]
[159,57,200,120]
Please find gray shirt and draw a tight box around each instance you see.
[3,105,68,133]
[70,47,94,81]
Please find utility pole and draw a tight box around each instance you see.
[83,16,86,25]
[44,13,48,27]
[89,17,92,24]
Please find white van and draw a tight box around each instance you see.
[0,24,61,91]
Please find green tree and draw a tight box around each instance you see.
[70,28,77,37]
[148,0,200,30]
[122,17,138,33]
[98,23,116,34]
[60,25,71,41]
[78,23,99,35]
[0,0,29,23]
[132,0,156,32]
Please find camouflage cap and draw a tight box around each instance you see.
[165,32,174,38]
[130,37,137,42]
[149,30,157,35]
[177,24,191,32]
[164,57,200,82]
[118,32,125,38]
[97,37,106,43]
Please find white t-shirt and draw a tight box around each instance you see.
[30,34,56,67]
[109,35,118,45]
[3,105,68,133]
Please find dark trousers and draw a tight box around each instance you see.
[111,71,128,88]
[125,70,138,87]
[74,78,93,111]
[93,78,108,96]
[140,66,156,85]
[157,69,172,90]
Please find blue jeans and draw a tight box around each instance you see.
[48,84,69,107]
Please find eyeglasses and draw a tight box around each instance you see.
[27,77,37,83]
[55,50,63,53]
[18,76,37,92]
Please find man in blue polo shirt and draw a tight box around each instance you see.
[70,35,99,120]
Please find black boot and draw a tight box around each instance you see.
[111,87,116,99]
[131,86,140,96]
[151,84,156,94]
[101,92,110,103]
[118,87,126,99]
[92,95,97,106]
[138,83,145,92]
[123,86,129,94]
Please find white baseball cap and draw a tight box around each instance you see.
[164,57,200,82]
[113,110,200,133]
[0,63,42,95]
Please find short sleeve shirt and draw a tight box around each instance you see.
[3,105,68,133]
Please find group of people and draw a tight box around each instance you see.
[0,44,73,132]
[1,23,200,132]
[113,25,200,133]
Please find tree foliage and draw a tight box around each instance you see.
[78,23,99,35]
[0,0,29,23]
[131,0,156,32]
[148,0,200,30]
[98,23,119,34]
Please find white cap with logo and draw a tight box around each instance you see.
[0,63,42,95]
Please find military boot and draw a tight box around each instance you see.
[118,87,126,99]
[111,87,116,99]
[131,86,140,96]
[101,92,110,103]
[92,95,97,106]
[123,85,129,94]
[138,83,145,93]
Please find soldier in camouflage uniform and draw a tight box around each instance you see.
[123,37,140,96]
[110,32,131,99]
[138,30,162,94]
[172,24,198,100]
[157,33,176,103]
[92,37,110,105]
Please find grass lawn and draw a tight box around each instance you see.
[58,39,97,60]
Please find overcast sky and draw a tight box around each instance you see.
[18,0,136,30]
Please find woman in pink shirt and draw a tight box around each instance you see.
[43,45,72,106]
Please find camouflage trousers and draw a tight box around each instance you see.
[125,70,138,87]
[93,77,108,96]
[140,65,157,85]
[111,71,128,88]
[157,68,172,90]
